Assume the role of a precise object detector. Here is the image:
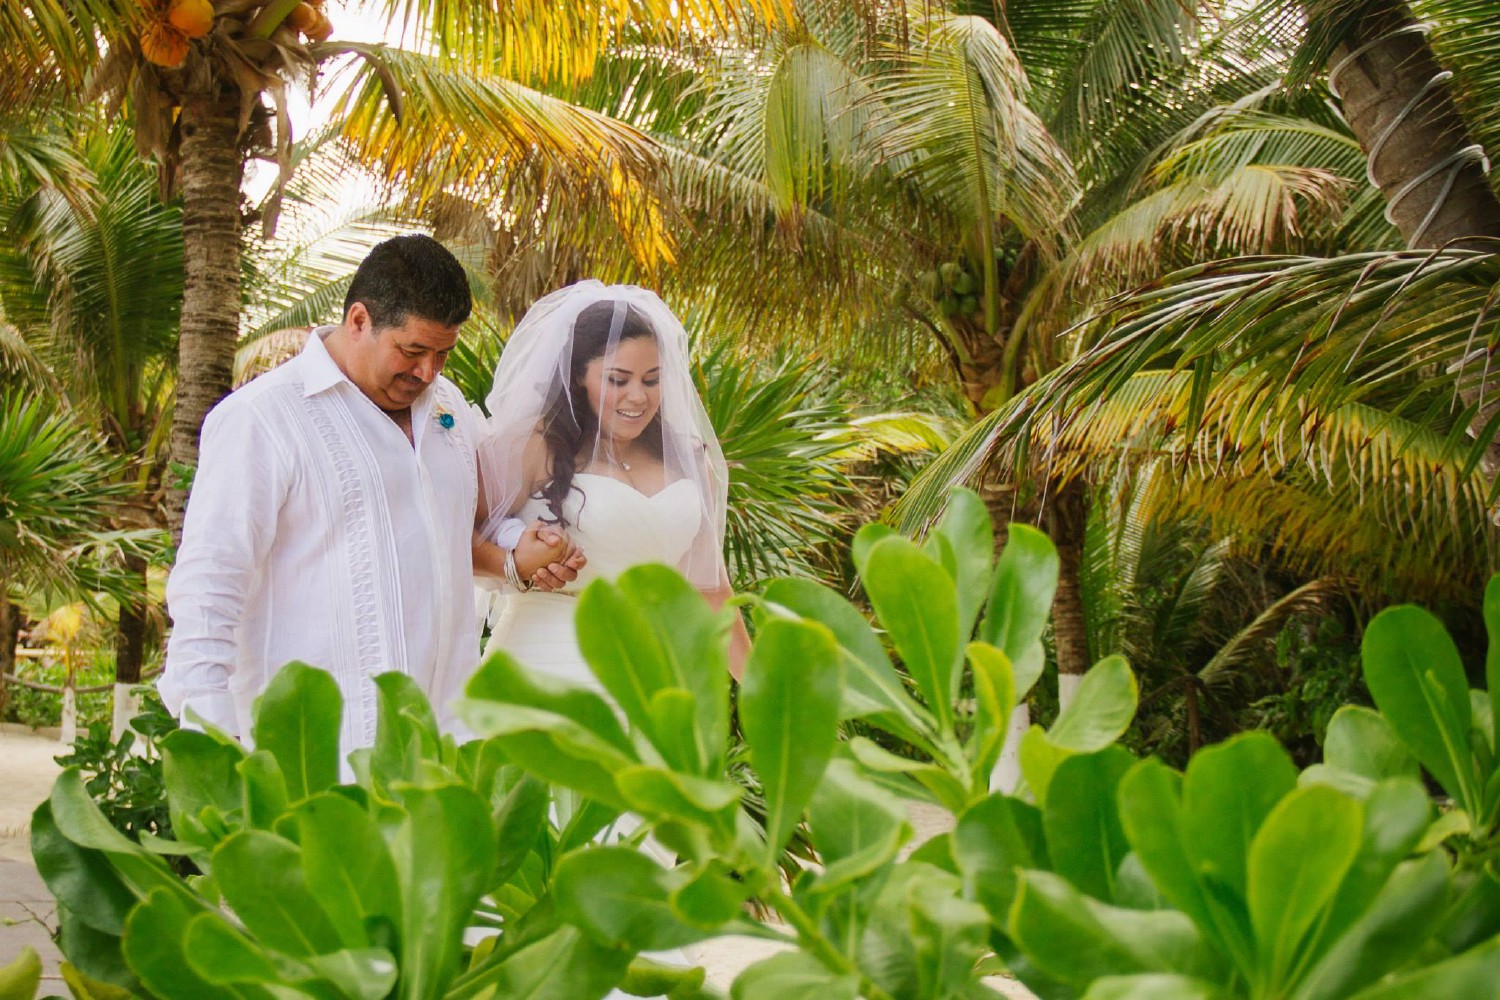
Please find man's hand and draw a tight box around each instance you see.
[514,521,586,592]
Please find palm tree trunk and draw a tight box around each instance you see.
[0,596,17,718]
[1329,0,1500,249]
[167,91,245,541]
[1044,477,1091,685]
[113,553,147,685]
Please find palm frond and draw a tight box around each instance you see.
[1197,577,1343,687]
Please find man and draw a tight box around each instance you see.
[159,234,575,759]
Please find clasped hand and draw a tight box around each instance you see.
[512,520,586,592]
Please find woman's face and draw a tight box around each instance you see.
[581,335,662,445]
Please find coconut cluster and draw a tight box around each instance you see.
[138,0,333,69]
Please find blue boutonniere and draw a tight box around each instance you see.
[435,405,455,430]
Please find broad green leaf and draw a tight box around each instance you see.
[646,687,708,775]
[122,889,235,1000]
[1438,867,1500,954]
[1485,573,1500,759]
[575,576,678,735]
[1321,707,1419,783]
[1312,778,1433,954]
[936,487,994,637]
[1018,725,1070,807]
[238,750,289,828]
[759,577,923,733]
[1182,733,1297,905]
[30,801,136,936]
[740,618,842,860]
[465,704,638,811]
[1362,605,1477,809]
[456,925,631,1000]
[250,661,342,802]
[58,961,136,1000]
[553,846,708,951]
[847,736,971,813]
[978,523,1059,698]
[53,902,137,992]
[1294,851,1450,1000]
[290,793,402,948]
[1117,761,1227,955]
[1248,785,1363,991]
[862,534,964,732]
[617,564,732,771]
[1045,747,1135,902]
[909,875,991,998]
[616,765,741,828]
[0,947,41,1000]
[1345,934,1500,1000]
[1045,655,1137,752]
[953,792,1047,928]
[806,759,912,895]
[384,785,496,997]
[304,951,400,1000]
[851,522,897,577]
[1010,870,1214,987]
[967,642,1015,785]
[464,650,632,754]
[214,830,346,956]
[731,951,860,1000]
[44,770,186,904]
[370,672,442,790]
[1081,974,1224,1000]
[182,913,283,983]
[488,772,550,890]
[671,860,756,928]
[160,729,247,848]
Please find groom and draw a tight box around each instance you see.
[159,234,579,759]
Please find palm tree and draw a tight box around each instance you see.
[1,114,181,688]
[6,0,788,537]
[616,1,1327,677]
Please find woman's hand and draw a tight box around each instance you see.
[514,521,586,591]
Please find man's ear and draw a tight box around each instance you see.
[345,301,371,338]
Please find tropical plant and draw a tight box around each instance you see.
[28,488,1138,999]
[0,113,183,687]
[0,396,128,596]
[53,694,179,850]
[1305,573,1500,870]
[1082,465,1342,761]
[4,0,788,537]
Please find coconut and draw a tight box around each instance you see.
[140,20,189,68]
[167,0,214,39]
[286,2,318,32]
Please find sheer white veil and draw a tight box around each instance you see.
[476,280,730,591]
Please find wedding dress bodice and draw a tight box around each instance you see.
[514,473,702,590]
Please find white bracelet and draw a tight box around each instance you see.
[503,547,532,592]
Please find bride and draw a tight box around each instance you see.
[474,281,746,995]
[476,280,748,677]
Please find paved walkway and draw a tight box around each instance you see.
[0,725,65,988]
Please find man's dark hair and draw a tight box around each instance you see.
[343,234,472,330]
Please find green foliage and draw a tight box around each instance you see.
[52,695,178,854]
[1306,575,1500,866]
[31,493,1500,1000]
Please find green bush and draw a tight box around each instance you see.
[28,489,1500,999]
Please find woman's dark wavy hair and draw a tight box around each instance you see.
[536,299,664,527]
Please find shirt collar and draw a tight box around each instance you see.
[300,326,348,398]
[298,325,443,421]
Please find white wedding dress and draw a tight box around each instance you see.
[482,473,704,997]
[483,473,702,680]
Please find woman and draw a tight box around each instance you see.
[475,281,743,994]
[477,279,746,684]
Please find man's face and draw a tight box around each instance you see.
[343,302,460,412]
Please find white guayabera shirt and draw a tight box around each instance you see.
[159,327,481,762]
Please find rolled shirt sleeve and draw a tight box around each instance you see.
[157,399,288,738]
